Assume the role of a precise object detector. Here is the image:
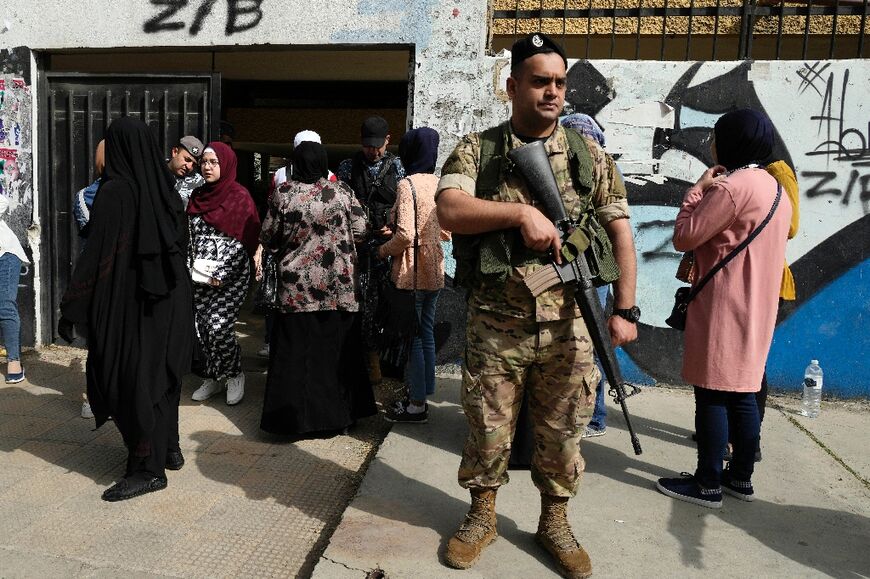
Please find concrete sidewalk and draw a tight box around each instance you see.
[314,378,870,578]
[0,316,391,579]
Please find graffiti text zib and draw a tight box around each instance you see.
[143,0,264,36]
[802,170,870,208]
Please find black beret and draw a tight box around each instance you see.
[511,33,567,70]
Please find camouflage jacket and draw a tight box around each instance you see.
[436,123,629,322]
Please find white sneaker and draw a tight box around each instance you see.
[257,344,270,358]
[192,378,223,401]
[81,401,94,419]
[226,373,245,405]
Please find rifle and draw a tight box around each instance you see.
[507,140,643,455]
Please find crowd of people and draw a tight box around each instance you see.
[37,30,800,578]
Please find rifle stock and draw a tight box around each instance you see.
[507,141,643,455]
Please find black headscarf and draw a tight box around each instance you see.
[292,141,329,184]
[399,127,440,175]
[102,116,184,296]
[713,109,775,171]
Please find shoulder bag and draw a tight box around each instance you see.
[666,183,782,331]
[378,178,420,363]
[190,232,225,285]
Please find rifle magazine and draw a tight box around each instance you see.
[524,265,561,297]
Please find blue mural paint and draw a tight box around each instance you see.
[616,349,656,385]
[766,258,870,397]
[329,0,440,46]
[678,106,720,130]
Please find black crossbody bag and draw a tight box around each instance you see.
[666,183,782,331]
[379,178,421,351]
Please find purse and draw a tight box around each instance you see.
[253,252,281,311]
[675,251,696,284]
[666,183,782,331]
[378,178,421,356]
[190,232,225,286]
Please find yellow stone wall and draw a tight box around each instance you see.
[490,0,866,38]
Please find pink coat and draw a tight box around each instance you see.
[673,168,792,392]
[379,174,450,291]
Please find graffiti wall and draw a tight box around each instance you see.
[0,46,34,346]
[437,58,868,397]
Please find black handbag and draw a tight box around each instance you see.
[253,252,281,312]
[378,178,421,359]
[666,183,782,331]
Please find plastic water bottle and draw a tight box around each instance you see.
[800,360,823,418]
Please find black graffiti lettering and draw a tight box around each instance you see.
[860,175,870,204]
[637,219,681,261]
[802,171,839,199]
[805,69,870,166]
[842,170,860,205]
[143,0,188,33]
[802,170,870,209]
[226,0,263,35]
[189,0,218,35]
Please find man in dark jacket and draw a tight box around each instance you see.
[338,116,406,383]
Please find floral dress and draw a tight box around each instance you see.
[260,178,368,313]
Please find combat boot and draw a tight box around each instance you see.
[444,489,498,569]
[536,494,593,579]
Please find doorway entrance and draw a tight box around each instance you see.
[38,47,411,344]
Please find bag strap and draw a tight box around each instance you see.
[684,182,782,305]
[405,177,419,292]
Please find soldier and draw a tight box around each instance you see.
[435,33,639,578]
[167,135,206,208]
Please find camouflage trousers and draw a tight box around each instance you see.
[458,307,600,498]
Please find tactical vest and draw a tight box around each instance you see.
[350,151,400,231]
[453,122,619,290]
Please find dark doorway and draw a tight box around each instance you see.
[39,73,220,343]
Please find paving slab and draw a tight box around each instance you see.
[0,310,391,579]
[315,379,870,578]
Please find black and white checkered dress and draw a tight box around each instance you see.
[189,215,250,381]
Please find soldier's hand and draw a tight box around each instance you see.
[519,206,562,263]
[608,315,638,346]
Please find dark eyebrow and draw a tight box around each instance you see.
[531,74,567,83]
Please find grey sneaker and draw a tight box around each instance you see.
[81,401,94,419]
[192,378,223,402]
[226,373,245,405]
[581,426,606,438]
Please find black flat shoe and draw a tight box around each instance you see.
[101,475,167,502]
[166,451,185,471]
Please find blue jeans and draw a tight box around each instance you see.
[588,286,610,430]
[407,289,440,403]
[0,253,22,361]
[694,386,760,489]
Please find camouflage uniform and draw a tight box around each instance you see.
[436,124,629,498]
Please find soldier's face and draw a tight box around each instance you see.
[508,54,567,129]
[168,147,196,177]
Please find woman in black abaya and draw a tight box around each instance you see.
[59,117,193,502]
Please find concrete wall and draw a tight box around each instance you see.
[0,46,36,348]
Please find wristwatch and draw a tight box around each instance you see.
[613,306,641,323]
